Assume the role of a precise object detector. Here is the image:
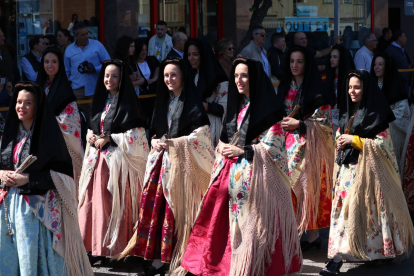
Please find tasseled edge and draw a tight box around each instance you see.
[51,171,94,276]
[167,137,212,273]
[229,143,302,276]
[293,120,335,235]
[343,139,414,260]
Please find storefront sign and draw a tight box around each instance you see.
[405,0,414,16]
[284,17,329,32]
[297,6,318,17]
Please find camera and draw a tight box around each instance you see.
[78,61,94,74]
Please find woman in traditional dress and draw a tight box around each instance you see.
[324,44,355,131]
[278,46,335,250]
[320,70,414,275]
[36,47,84,192]
[114,36,145,95]
[0,81,93,275]
[78,60,149,260]
[179,58,302,276]
[117,58,215,276]
[371,52,411,171]
[184,38,228,147]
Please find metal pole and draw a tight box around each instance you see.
[334,0,340,36]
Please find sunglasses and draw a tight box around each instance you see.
[228,47,235,51]
[255,33,267,38]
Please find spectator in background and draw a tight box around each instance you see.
[354,33,377,72]
[45,34,58,48]
[377,27,393,53]
[43,19,53,35]
[134,38,160,126]
[57,29,73,54]
[0,28,14,84]
[385,30,412,95]
[166,31,188,59]
[114,35,145,95]
[240,26,271,77]
[148,21,173,62]
[217,37,234,78]
[21,36,47,81]
[64,22,110,123]
[293,32,341,71]
[0,29,16,118]
[268,32,286,81]
[68,13,78,31]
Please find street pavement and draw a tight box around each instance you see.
[92,228,414,275]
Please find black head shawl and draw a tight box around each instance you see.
[90,59,146,135]
[0,82,73,176]
[184,38,228,100]
[220,58,287,146]
[36,47,77,116]
[324,44,356,108]
[278,45,330,118]
[337,70,395,164]
[150,58,210,139]
[370,52,408,105]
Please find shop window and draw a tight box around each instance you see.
[158,0,190,36]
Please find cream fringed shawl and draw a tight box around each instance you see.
[229,143,302,276]
[292,120,335,234]
[78,127,149,251]
[166,125,215,273]
[342,139,414,260]
[50,171,93,276]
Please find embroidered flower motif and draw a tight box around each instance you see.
[340,190,347,199]
[231,203,239,213]
[128,136,134,144]
[61,124,68,130]
[237,192,244,200]
[65,105,74,115]
[271,123,284,136]
[74,130,80,138]
[286,134,295,149]
[378,130,388,138]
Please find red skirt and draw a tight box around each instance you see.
[181,158,301,275]
[133,151,175,262]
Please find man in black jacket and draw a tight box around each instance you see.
[166,31,187,59]
[268,32,286,81]
[385,30,412,96]
[377,27,392,53]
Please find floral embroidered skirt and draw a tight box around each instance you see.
[403,128,414,211]
[133,151,175,263]
[328,163,407,261]
[0,187,66,275]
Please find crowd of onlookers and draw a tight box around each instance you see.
[1,19,413,124]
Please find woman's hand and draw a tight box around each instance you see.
[0,170,15,187]
[94,136,110,150]
[282,117,300,131]
[151,139,162,151]
[10,172,29,187]
[130,74,138,81]
[337,134,353,149]
[88,134,98,145]
[158,140,169,150]
[222,145,244,158]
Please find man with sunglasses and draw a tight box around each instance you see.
[240,26,271,78]
[21,36,48,81]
